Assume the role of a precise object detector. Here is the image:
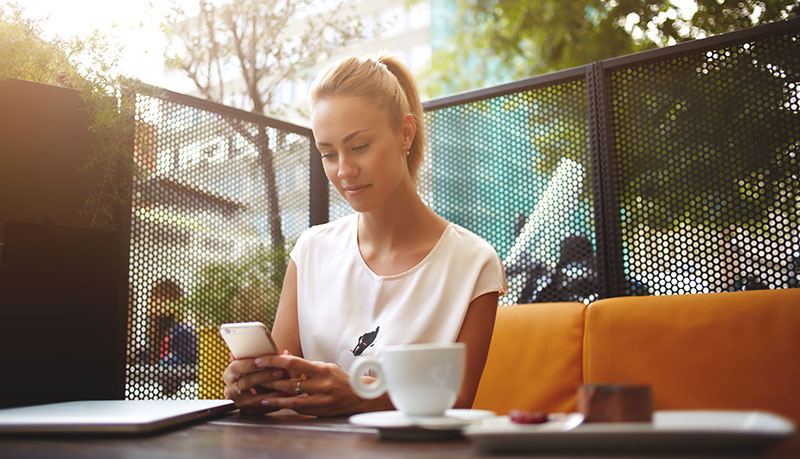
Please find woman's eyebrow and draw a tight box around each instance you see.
[342,128,372,143]
[316,128,373,147]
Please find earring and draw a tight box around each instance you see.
[405,150,410,156]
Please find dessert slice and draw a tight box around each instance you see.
[578,384,653,422]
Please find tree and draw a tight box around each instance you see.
[424,0,799,96]
[162,0,368,250]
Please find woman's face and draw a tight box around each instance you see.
[311,96,413,213]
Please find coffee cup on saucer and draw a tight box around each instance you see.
[348,343,465,417]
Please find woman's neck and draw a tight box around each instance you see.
[357,178,445,252]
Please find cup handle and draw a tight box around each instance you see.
[348,357,386,399]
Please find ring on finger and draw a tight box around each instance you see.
[235,379,242,396]
[294,379,303,396]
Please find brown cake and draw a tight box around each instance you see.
[578,384,653,423]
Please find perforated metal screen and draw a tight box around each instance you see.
[607,27,800,295]
[417,20,799,301]
[127,93,311,399]
[422,81,597,306]
[125,20,799,401]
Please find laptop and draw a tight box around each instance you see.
[0,400,235,434]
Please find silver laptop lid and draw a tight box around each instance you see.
[0,400,234,434]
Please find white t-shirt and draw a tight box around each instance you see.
[290,213,508,370]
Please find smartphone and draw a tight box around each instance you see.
[219,322,278,360]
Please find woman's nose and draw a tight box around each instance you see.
[338,154,359,180]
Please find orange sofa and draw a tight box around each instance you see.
[473,288,800,425]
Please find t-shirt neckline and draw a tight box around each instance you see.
[352,213,453,281]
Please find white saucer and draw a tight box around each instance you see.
[350,409,495,440]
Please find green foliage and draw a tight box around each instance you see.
[0,5,71,83]
[614,42,800,231]
[184,242,293,329]
[424,0,799,96]
[0,2,162,230]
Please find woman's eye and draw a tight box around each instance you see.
[353,144,368,151]
[321,152,337,160]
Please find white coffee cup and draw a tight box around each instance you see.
[348,343,465,416]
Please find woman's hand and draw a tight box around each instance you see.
[248,354,393,417]
[222,352,291,415]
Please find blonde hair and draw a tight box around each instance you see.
[309,55,425,182]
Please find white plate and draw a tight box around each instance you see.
[349,409,494,440]
[464,410,796,453]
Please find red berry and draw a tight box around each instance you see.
[510,410,549,424]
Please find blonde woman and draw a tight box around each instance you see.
[223,56,506,416]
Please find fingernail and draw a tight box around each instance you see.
[282,349,292,356]
[273,370,284,379]
[261,399,271,406]
[253,359,263,367]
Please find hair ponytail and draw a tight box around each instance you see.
[309,55,425,182]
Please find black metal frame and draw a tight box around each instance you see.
[585,62,618,300]
[422,66,587,111]
[424,17,800,110]
[157,89,312,136]
[308,143,328,226]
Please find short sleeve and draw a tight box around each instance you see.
[289,228,309,264]
[470,248,508,303]
[290,222,324,267]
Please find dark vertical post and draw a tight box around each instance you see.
[586,62,624,299]
[308,140,329,226]
[115,87,136,399]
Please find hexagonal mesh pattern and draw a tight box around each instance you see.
[422,81,598,305]
[124,21,799,401]
[127,93,311,399]
[608,29,800,295]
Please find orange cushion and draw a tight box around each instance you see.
[473,302,585,415]
[584,289,800,423]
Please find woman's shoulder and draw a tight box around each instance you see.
[303,213,355,239]
[293,213,356,255]
[445,223,498,258]
[436,222,508,298]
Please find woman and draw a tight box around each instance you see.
[223,56,506,417]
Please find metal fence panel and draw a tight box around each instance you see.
[606,23,800,296]
[422,79,597,305]
[127,92,311,400]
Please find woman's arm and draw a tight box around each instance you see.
[453,291,499,409]
[270,260,303,357]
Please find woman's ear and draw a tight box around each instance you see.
[400,114,416,151]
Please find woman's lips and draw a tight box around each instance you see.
[344,185,369,196]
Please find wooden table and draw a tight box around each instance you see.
[1,410,797,458]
